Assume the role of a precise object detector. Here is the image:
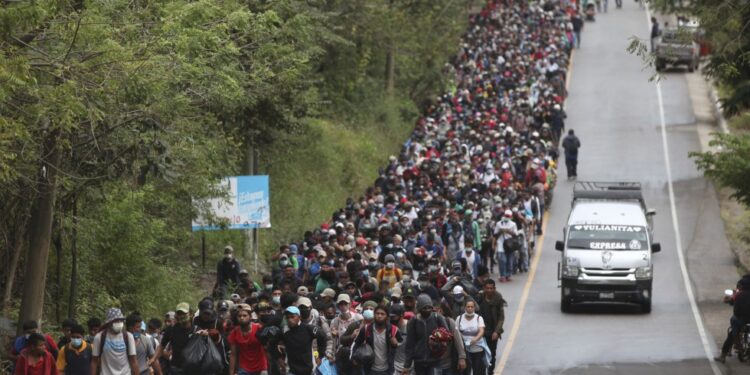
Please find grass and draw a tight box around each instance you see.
[196,95,418,280]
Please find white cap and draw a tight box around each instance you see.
[452,285,464,295]
[504,209,513,217]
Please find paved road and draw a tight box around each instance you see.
[490,2,746,374]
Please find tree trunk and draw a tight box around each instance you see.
[53,220,63,323]
[68,198,78,319]
[2,223,26,316]
[384,0,395,94]
[18,129,62,333]
[385,49,395,94]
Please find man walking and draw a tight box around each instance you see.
[353,305,402,375]
[562,129,581,180]
[215,245,242,298]
[90,308,138,375]
[478,279,506,374]
[650,17,660,52]
[279,306,328,375]
[572,14,583,48]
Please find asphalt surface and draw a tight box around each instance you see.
[489,2,748,374]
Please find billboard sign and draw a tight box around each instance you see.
[192,176,270,231]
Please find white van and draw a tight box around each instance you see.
[556,182,661,313]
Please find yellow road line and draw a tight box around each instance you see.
[494,210,550,375]
[494,49,575,375]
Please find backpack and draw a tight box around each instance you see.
[463,220,475,245]
[427,315,453,358]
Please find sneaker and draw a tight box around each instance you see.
[714,354,726,363]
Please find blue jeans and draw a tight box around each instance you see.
[497,251,514,278]
[238,370,262,375]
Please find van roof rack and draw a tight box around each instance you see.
[573,181,645,206]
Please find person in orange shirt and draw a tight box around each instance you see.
[377,254,402,289]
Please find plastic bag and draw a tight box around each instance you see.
[351,342,374,366]
[200,336,224,374]
[182,335,224,375]
[315,358,338,375]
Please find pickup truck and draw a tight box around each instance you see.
[654,28,700,72]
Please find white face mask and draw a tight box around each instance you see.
[386,262,395,269]
[111,322,124,333]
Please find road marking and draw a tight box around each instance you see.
[494,211,550,375]
[645,6,722,375]
[494,48,574,375]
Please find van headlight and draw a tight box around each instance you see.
[562,265,579,277]
[636,266,652,279]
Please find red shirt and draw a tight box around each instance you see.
[14,349,58,375]
[227,324,267,372]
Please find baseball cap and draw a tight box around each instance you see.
[390,287,402,298]
[284,306,301,316]
[297,286,309,295]
[452,285,464,295]
[336,294,351,304]
[297,297,312,308]
[224,245,234,254]
[176,302,190,314]
[322,288,336,298]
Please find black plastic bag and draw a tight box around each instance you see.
[182,335,223,375]
[351,342,374,366]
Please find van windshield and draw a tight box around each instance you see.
[567,224,648,250]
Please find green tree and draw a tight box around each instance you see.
[690,133,750,207]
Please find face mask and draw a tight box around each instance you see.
[386,262,395,269]
[369,261,378,267]
[132,332,141,340]
[362,270,369,277]
[71,338,83,348]
[363,310,374,320]
[465,312,475,318]
[272,296,281,304]
[428,266,438,273]
[280,260,289,266]
[402,275,411,282]
[265,284,274,290]
[225,254,233,260]
[24,334,31,339]
[111,322,124,333]
[465,248,473,253]
[454,294,464,301]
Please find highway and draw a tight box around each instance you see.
[490,2,744,374]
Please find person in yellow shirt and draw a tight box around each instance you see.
[57,324,92,375]
[377,254,403,289]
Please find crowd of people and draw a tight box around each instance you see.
[7,0,582,374]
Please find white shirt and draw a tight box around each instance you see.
[494,219,518,252]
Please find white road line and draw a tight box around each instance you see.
[645,6,722,375]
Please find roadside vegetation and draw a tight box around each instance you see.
[0,0,471,329]
[642,0,750,269]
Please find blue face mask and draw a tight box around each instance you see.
[362,270,369,277]
[363,310,374,320]
[71,338,83,348]
[132,332,141,340]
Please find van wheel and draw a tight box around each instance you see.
[688,62,695,73]
[561,291,572,313]
[642,290,652,313]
